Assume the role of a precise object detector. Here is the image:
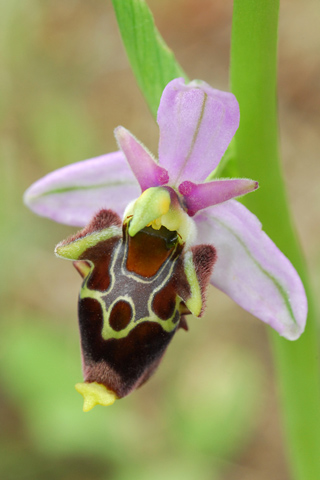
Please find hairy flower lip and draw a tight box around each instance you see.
[24,77,307,340]
[57,208,216,404]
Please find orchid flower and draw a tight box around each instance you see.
[24,78,307,411]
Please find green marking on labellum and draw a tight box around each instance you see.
[183,250,203,317]
[55,226,121,260]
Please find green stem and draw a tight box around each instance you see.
[230,1,320,478]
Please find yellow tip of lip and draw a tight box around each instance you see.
[75,382,117,412]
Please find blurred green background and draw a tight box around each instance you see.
[1,1,319,479]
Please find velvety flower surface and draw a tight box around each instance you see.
[24,78,307,409]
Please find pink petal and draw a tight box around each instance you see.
[195,200,307,340]
[24,152,140,227]
[115,126,169,192]
[179,179,258,216]
[157,78,240,185]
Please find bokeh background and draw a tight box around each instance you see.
[1,1,319,479]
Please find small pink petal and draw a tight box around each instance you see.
[24,152,140,226]
[179,179,258,216]
[157,78,240,185]
[195,200,307,340]
[115,126,169,192]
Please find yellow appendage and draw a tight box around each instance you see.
[75,382,117,411]
[128,187,171,236]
